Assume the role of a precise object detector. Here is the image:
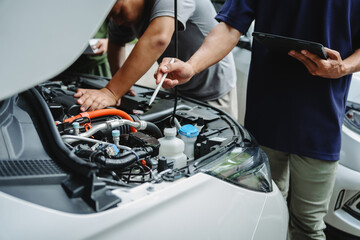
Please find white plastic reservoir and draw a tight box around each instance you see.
[158,127,187,169]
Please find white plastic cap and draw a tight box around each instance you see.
[72,122,80,129]
[112,129,120,137]
[163,127,177,137]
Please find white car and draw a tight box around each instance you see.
[324,72,360,239]
[0,1,288,239]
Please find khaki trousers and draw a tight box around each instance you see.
[261,145,338,240]
[207,87,238,121]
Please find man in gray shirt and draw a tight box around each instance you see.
[75,0,237,118]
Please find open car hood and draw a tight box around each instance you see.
[0,0,115,101]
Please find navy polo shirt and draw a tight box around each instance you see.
[216,0,360,161]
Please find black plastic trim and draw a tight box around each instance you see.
[26,89,99,177]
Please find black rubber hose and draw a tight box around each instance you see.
[94,147,153,169]
[145,122,163,138]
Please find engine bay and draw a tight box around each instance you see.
[0,73,253,213]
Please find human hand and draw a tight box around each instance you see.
[288,47,346,79]
[155,57,195,89]
[127,88,136,97]
[74,87,118,111]
[93,39,108,55]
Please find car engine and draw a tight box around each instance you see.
[0,73,255,213]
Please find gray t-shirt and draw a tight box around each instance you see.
[108,0,236,101]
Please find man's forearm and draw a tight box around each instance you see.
[106,16,174,99]
[106,38,165,98]
[188,22,241,74]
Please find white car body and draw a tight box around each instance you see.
[0,1,288,239]
[324,72,360,238]
[1,174,287,240]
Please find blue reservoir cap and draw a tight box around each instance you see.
[178,124,199,138]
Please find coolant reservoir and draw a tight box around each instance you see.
[158,127,187,169]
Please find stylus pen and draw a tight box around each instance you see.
[148,58,175,106]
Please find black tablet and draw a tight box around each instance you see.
[252,32,328,59]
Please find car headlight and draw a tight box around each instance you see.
[198,147,273,193]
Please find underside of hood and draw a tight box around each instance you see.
[0,0,115,101]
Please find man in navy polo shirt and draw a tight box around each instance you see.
[156,0,360,239]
